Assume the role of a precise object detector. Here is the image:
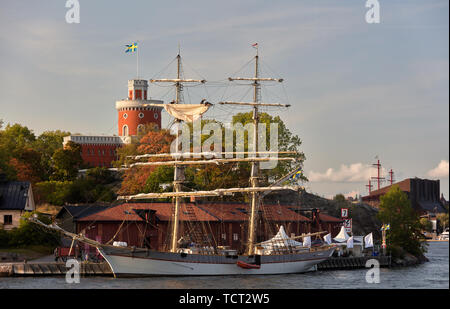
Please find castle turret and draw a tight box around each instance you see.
[115,79,163,136]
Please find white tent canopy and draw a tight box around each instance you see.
[333,226,350,243]
[259,225,303,249]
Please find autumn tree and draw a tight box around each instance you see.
[8,148,44,183]
[118,129,176,195]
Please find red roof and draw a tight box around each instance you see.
[317,213,344,223]
[78,203,218,222]
[362,179,411,199]
[262,204,311,222]
[197,203,311,222]
[78,203,323,223]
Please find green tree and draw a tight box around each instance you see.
[333,194,347,203]
[50,141,82,181]
[33,130,70,179]
[377,185,427,256]
[34,181,73,205]
[230,112,306,185]
[437,213,449,231]
[85,167,116,185]
[419,218,433,233]
[66,177,116,204]
[0,123,36,157]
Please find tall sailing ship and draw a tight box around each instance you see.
[32,47,336,276]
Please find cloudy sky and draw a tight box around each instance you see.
[0,0,448,199]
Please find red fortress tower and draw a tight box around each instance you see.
[64,79,164,168]
[116,79,163,136]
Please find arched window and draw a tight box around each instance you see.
[137,124,144,134]
[123,125,129,136]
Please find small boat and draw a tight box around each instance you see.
[236,260,261,269]
[438,228,449,241]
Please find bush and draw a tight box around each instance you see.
[7,212,60,248]
[34,180,73,205]
[34,171,117,205]
[0,229,10,248]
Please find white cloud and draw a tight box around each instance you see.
[344,190,360,199]
[427,160,449,178]
[307,163,386,183]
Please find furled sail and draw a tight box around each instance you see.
[164,103,211,122]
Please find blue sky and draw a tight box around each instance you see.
[0,0,448,199]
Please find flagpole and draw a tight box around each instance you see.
[137,40,139,79]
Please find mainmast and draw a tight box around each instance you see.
[248,52,260,256]
[224,46,285,255]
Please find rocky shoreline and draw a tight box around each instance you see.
[391,250,429,267]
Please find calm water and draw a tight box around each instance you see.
[1,242,448,289]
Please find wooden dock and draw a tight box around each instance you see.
[0,262,112,277]
[317,256,391,270]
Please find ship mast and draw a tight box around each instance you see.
[223,47,285,255]
[150,51,205,253]
[248,52,260,256]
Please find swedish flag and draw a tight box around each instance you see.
[381,224,391,231]
[291,169,303,180]
[125,43,138,53]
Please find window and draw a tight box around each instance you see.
[154,113,159,119]
[138,112,144,119]
[135,90,142,99]
[221,233,227,240]
[4,215,12,225]
[122,125,129,136]
[123,113,128,119]
[233,233,239,241]
[137,124,144,133]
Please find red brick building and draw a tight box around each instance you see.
[63,135,125,168]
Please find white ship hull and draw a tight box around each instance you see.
[98,247,335,276]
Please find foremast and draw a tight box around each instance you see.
[149,51,205,253]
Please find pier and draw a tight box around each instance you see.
[317,256,391,270]
[0,262,112,277]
